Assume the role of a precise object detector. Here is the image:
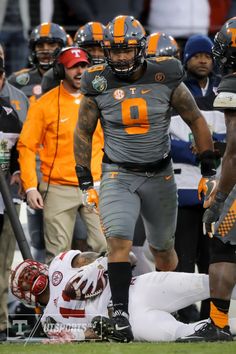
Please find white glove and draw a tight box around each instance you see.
[74,257,107,294]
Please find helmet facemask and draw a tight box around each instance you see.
[33,39,63,71]
[29,23,67,71]
[103,40,146,78]
[213,18,236,70]
[74,22,106,65]
[102,15,146,78]
[11,260,49,307]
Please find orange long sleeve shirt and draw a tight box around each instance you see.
[18,83,103,191]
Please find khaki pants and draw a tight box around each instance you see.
[40,183,107,263]
[0,205,20,332]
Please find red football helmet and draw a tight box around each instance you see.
[11,259,49,306]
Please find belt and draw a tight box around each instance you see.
[102,152,171,173]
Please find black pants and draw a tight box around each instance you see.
[174,205,210,319]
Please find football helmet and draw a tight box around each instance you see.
[146,32,180,59]
[212,16,236,69]
[66,33,74,46]
[74,22,106,64]
[11,259,49,307]
[102,15,146,77]
[29,22,67,70]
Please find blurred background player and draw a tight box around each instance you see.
[42,21,106,94]
[0,97,22,341]
[0,45,28,341]
[179,16,236,343]
[170,34,225,323]
[146,32,180,59]
[0,0,30,76]
[8,22,67,103]
[74,21,106,64]
[8,22,67,262]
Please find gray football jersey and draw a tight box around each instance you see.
[81,58,184,164]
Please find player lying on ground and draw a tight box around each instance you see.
[11,250,236,342]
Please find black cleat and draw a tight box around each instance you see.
[176,320,233,342]
[92,314,134,343]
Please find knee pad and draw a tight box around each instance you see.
[209,237,236,264]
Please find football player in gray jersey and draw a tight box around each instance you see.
[178,17,236,343]
[74,15,216,342]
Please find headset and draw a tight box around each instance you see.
[52,47,69,80]
[53,46,93,80]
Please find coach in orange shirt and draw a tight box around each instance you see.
[18,47,106,263]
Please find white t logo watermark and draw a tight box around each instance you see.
[13,319,28,335]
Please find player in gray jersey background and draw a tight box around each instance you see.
[178,16,236,343]
[74,15,217,342]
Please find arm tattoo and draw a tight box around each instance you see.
[74,95,100,169]
[171,83,202,126]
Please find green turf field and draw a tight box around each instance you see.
[1,342,236,354]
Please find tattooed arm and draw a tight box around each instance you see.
[217,110,236,195]
[74,95,100,169]
[171,82,214,154]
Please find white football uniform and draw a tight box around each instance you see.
[41,250,111,340]
[41,250,236,341]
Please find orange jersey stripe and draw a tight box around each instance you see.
[91,22,103,41]
[40,22,51,36]
[113,16,126,43]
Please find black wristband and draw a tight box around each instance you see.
[198,150,217,176]
[75,165,93,190]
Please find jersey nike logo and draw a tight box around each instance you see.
[115,324,130,331]
[165,175,172,181]
[141,89,151,94]
[60,118,69,123]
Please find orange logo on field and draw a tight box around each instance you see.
[155,72,165,82]
[113,89,125,100]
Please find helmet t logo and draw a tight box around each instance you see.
[71,49,81,57]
